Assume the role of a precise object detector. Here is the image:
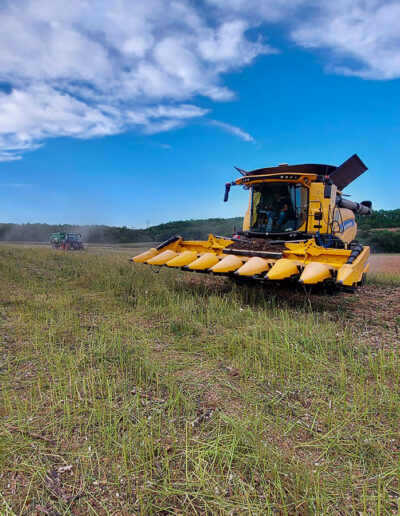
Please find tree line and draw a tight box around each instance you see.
[356,209,400,230]
[0,218,243,244]
[355,209,400,252]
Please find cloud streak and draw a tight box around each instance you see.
[0,183,31,188]
[209,120,254,142]
[0,0,398,161]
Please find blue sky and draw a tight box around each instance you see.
[0,0,399,227]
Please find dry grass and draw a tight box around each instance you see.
[1,244,400,515]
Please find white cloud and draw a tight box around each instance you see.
[209,0,400,80]
[205,0,304,22]
[291,1,400,80]
[0,0,270,160]
[0,0,398,161]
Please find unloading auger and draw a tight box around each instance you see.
[131,154,372,292]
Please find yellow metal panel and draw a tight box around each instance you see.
[147,250,178,265]
[307,182,331,235]
[333,208,357,244]
[237,257,270,276]
[337,246,370,286]
[132,248,158,263]
[187,253,219,270]
[299,262,331,284]
[266,259,299,280]
[243,192,251,231]
[284,239,351,268]
[166,251,198,267]
[235,173,317,188]
[173,235,233,254]
[251,190,261,226]
[211,254,243,273]
[207,234,234,251]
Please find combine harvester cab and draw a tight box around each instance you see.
[131,154,372,292]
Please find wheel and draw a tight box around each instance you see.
[358,273,367,287]
[343,285,357,293]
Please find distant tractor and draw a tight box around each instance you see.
[50,232,84,251]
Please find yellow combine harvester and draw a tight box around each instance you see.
[132,154,372,292]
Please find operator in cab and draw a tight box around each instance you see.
[266,192,294,231]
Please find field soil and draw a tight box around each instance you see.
[1,245,400,514]
[371,227,400,232]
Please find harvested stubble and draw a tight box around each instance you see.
[0,244,400,515]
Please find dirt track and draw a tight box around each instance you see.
[369,254,400,273]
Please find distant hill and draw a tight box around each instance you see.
[0,217,243,244]
[1,210,399,252]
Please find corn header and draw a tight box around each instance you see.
[131,154,372,292]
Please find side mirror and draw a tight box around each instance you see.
[224,183,231,202]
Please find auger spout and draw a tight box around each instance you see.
[336,196,372,215]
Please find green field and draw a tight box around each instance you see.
[1,245,399,515]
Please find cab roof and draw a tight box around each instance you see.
[242,154,367,190]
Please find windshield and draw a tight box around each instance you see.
[250,182,308,233]
[68,234,78,241]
